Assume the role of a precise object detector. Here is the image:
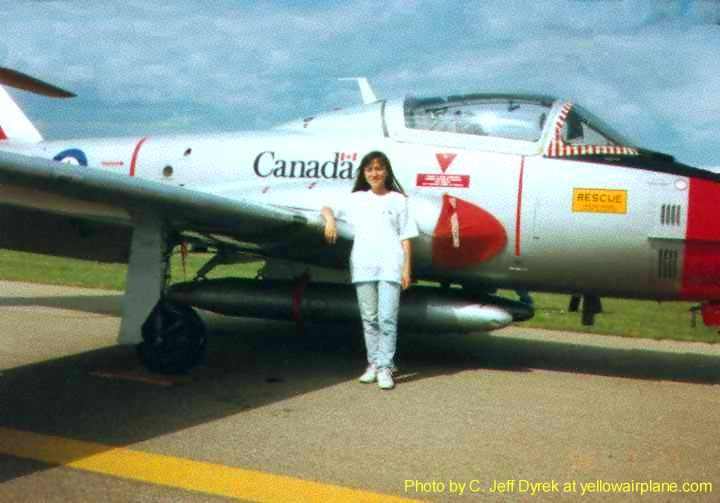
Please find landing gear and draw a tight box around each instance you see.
[568,294,581,312]
[137,301,207,374]
[581,295,603,326]
[568,294,603,325]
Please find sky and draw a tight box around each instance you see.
[1,0,719,166]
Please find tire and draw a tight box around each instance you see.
[137,301,207,374]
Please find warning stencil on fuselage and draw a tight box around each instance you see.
[572,188,627,214]
[417,173,470,188]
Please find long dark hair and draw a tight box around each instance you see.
[351,151,406,194]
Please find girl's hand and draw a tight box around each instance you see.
[401,239,412,290]
[401,270,411,290]
[324,220,337,244]
[321,207,337,245]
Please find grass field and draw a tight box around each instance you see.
[1,249,718,344]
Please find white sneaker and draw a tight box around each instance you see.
[358,365,377,383]
[377,368,394,390]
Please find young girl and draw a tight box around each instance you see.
[321,151,418,390]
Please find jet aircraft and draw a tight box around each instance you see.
[1,67,718,373]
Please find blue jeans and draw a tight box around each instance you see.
[355,281,401,370]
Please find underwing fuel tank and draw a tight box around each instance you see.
[166,278,532,332]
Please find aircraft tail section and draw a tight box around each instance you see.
[0,85,43,143]
[0,67,76,144]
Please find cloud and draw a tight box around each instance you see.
[1,0,719,164]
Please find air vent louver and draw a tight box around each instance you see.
[660,204,681,226]
[658,248,679,280]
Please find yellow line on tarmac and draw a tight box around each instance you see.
[0,427,421,503]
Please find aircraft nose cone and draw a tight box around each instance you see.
[432,194,508,268]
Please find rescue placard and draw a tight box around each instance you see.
[572,188,627,214]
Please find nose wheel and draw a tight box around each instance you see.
[137,300,207,374]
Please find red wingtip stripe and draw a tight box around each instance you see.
[0,126,7,140]
[130,136,148,177]
[515,156,525,256]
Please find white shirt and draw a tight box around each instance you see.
[333,190,419,284]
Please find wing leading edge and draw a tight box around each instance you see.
[0,150,312,249]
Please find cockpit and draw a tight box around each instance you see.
[559,105,634,147]
[401,93,638,157]
[279,90,641,159]
[404,94,553,143]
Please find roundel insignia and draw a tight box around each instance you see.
[53,148,88,166]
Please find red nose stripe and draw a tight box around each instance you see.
[686,178,720,240]
[681,178,720,300]
[432,194,507,268]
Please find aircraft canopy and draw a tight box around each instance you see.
[404,94,554,143]
[562,104,636,148]
[403,94,637,154]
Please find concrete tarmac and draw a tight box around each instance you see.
[0,280,719,502]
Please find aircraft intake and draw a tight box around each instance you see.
[166,278,532,332]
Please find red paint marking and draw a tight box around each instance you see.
[435,153,457,173]
[129,136,148,177]
[432,194,507,268]
[702,302,720,325]
[515,157,525,256]
[180,241,188,278]
[681,177,720,300]
[291,272,311,335]
[101,160,125,167]
[686,178,720,241]
[416,173,470,188]
[0,126,7,140]
[681,242,720,300]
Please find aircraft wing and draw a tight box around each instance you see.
[0,150,339,260]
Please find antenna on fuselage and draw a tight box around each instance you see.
[338,77,378,105]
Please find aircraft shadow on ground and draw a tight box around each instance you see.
[414,332,720,385]
[1,294,719,484]
[0,295,122,316]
